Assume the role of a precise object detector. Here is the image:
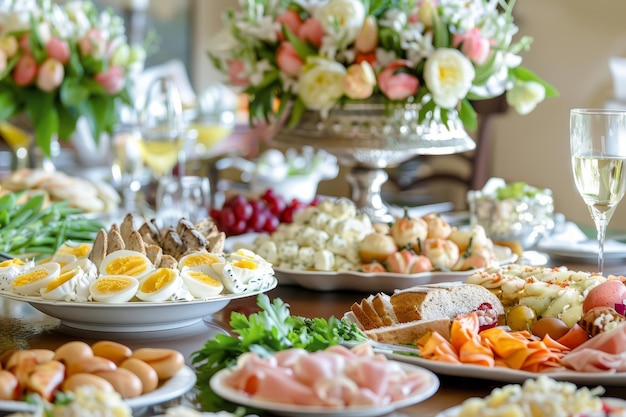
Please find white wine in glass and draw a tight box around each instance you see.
[570,109,626,273]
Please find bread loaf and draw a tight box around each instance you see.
[390,282,504,323]
[364,318,451,345]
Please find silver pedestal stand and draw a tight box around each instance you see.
[273,100,476,222]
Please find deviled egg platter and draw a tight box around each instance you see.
[0,214,276,304]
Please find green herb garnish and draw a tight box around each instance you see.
[495,181,544,200]
[190,294,367,412]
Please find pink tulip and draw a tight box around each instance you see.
[46,37,70,64]
[355,16,378,54]
[276,42,303,78]
[377,60,419,101]
[37,58,64,92]
[453,28,490,66]
[78,28,106,57]
[13,54,37,86]
[275,10,302,40]
[298,18,324,47]
[227,59,249,86]
[94,66,125,95]
[355,52,377,66]
[343,62,375,100]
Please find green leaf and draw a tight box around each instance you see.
[0,89,18,120]
[472,53,498,85]
[432,9,449,48]
[287,98,306,127]
[60,78,90,106]
[283,26,316,60]
[57,105,79,141]
[459,99,478,131]
[24,90,58,156]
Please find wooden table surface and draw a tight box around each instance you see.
[2,258,626,416]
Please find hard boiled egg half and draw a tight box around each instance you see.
[180,265,224,298]
[212,249,274,294]
[0,258,33,291]
[89,275,139,303]
[11,263,60,296]
[40,266,85,301]
[178,251,225,270]
[136,268,182,302]
[99,250,154,279]
[62,258,98,302]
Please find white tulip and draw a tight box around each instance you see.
[423,48,476,109]
[316,0,365,47]
[506,80,546,115]
[297,57,346,117]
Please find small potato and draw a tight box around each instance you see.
[62,373,115,394]
[54,341,93,366]
[0,370,18,400]
[94,368,143,398]
[67,356,116,376]
[131,348,184,380]
[92,341,132,366]
[120,358,158,393]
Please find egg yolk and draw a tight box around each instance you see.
[233,259,258,270]
[182,254,221,268]
[95,277,132,293]
[58,244,91,258]
[0,259,25,267]
[105,256,149,276]
[187,271,221,287]
[13,269,49,286]
[140,269,176,293]
[46,268,78,292]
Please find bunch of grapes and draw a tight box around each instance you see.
[210,189,318,236]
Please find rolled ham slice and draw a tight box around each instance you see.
[560,325,626,372]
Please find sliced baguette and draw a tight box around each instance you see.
[364,317,451,345]
[370,293,397,327]
[350,295,385,330]
[390,282,504,323]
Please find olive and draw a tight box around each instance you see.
[506,305,536,332]
[531,317,570,340]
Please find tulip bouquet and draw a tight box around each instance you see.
[0,0,146,156]
[208,0,557,130]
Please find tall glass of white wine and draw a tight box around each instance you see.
[570,108,626,273]
[140,76,187,180]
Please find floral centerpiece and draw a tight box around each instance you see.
[0,0,146,156]
[208,0,557,131]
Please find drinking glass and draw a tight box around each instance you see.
[155,175,210,227]
[188,84,236,157]
[570,108,626,273]
[139,76,187,180]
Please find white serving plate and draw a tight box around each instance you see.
[210,361,439,417]
[0,277,276,332]
[436,397,626,417]
[382,351,626,386]
[0,365,196,413]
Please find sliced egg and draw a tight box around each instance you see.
[135,268,182,302]
[11,263,61,296]
[99,250,154,279]
[63,258,98,302]
[0,258,33,291]
[229,249,274,276]
[181,266,224,298]
[89,275,139,303]
[178,251,225,271]
[50,253,77,268]
[40,266,84,301]
[56,242,93,258]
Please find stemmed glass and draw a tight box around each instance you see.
[570,109,626,273]
[140,76,187,180]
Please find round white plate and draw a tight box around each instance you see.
[210,361,439,417]
[0,365,196,413]
[0,277,276,332]
[435,397,626,417]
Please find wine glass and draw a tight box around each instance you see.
[140,76,187,180]
[188,83,236,158]
[570,108,626,273]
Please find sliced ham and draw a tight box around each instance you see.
[560,325,626,372]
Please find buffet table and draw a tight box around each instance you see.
[2,258,626,416]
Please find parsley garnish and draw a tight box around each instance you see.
[190,294,367,412]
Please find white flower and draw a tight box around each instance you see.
[236,15,279,43]
[423,47,475,109]
[316,0,365,48]
[297,57,346,117]
[506,80,546,115]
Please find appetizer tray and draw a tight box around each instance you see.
[0,277,277,332]
[0,365,196,412]
[210,361,439,417]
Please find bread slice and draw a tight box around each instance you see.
[390,282,504,323]
[370,293,397,326]
[365,317,451,345]
[350,295,385,330]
